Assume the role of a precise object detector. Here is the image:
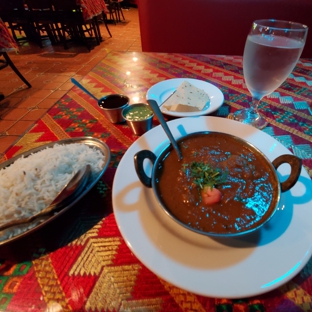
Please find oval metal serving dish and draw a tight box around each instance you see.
[0,137,111,246]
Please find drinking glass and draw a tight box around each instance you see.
[232,19,308,129]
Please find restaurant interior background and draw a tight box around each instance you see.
[0,1,312,311]
[1,0,312,158]
[0,2,140,157]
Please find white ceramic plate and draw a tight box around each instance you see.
[112,117,312,298]
[146,78,224,117]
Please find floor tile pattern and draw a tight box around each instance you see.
[0,8,141,155]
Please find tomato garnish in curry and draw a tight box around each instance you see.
[182,161,227,205]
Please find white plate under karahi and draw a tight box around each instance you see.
[112,116,312,298]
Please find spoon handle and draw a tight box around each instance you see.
[70,78,99,102]
[147,99,183,160]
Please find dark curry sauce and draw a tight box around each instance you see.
[155,133,279,235]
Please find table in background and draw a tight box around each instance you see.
[0,52,311,312]
[78,0,109,21]
[0,18,18,52]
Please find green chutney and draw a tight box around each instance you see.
[125,105,153,121]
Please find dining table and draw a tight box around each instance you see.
[0,18,19,53]
[77,0,109,22]
[0,51,311,312]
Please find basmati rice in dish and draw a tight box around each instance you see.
[0,142,105,241]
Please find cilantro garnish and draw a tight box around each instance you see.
[182,161,227,189]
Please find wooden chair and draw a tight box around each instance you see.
[105,0,125,24]
[104,0,117,24]
[52,0,102,51]
[0,0,37,46]
[25,0,63,47]
[97,12,112,38]
[113,0,125,22]
[0,52,31,88]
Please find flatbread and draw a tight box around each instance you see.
[162,80,210,112]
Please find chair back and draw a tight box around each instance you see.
[0,0,25,11]
[0,0,27,22]
[51,0,81,12]
[24,0,53,10]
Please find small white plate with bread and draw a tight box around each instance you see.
[146,78,224,117]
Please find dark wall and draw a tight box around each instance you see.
[138,0,312,57]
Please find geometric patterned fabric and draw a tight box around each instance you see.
[0,52,311,311]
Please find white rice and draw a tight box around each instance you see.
[0,143,104,241]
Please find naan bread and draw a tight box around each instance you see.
[163,80,210,112]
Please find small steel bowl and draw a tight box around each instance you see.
[122,103,154,136]
[134,131,302,237]
[98,94,129,123]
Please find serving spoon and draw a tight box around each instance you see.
[147,99,183,160]
[0,165,92,232]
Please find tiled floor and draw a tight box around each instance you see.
[0,7,141,155]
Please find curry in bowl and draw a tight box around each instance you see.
[134,132,301,237]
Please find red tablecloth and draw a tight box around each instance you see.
[0,18,18,52]
[0,52,311,312]
[78,0,109,21]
